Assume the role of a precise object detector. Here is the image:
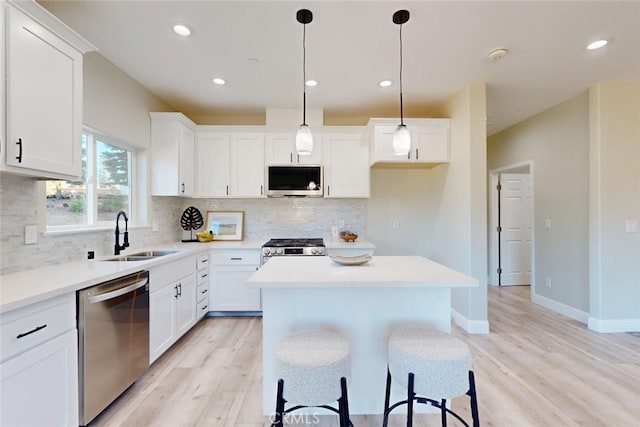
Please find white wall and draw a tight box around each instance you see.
[367,169,433,256]
[589,82,640,332]
[83,52,173,148]
[488,93,591,314]
[428,82,488,332]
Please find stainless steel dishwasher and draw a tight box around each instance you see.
[77,270,149,426]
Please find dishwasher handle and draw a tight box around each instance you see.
[88,278,149,304]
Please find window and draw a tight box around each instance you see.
[45,129,134,229]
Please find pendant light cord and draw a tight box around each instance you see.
[302,22,307,126]
[399,22,404,126]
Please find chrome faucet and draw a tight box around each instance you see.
[114,211,130,255]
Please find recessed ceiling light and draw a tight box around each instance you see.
[379,80,392,87]
[587,39,608,50]
[212,78,226,85]
[305,80,317,87]
[173,24,192,37]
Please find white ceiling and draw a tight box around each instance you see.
[37,0,640,135]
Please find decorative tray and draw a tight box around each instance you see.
[329,254,372,266]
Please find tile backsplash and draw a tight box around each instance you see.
[182,198,367,242]
[0,174,181,275]
[1,174,367,275]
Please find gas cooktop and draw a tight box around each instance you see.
[262,238,325,259]
[262,238,325,248]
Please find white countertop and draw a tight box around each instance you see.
[324,240,376,250]
[0,245,209,314]
[247,255,478,289]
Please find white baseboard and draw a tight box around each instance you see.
[451,309,490,334]
[532,293,589,324]
[587,317,640,333]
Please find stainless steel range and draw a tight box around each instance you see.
[261,238,326,265]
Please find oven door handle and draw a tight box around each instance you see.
[88,278,149,304]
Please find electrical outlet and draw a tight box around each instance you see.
[544,219,552,230]
[392,220,400,229]
[625,219,639,233]
[545,277,552,289]
[152,221,159,232]
[339,220,346,229]
[24,225,38,245]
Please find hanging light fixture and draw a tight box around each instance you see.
[392,10,411,156]
[295,9,313,156]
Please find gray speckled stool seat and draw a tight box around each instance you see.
[383,327,480,427]
[272,329,352,427]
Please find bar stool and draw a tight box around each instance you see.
[383,326,479,427]
[272,329,352,427]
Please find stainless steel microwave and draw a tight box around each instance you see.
[266,165,323,198]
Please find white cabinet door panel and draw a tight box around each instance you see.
[0,329,78,427]
[231,133,265,198]
[5,5,82,178]
[197,132,231,197]
[149,285,176,363]
[210,266,261,311]
[175,273,197,338]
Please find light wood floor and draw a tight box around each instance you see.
[90,286,640,427]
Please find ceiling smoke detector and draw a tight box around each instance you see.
[488,47,508,61]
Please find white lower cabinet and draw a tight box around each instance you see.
[0,294,78,427]
[149,255,197,363]
[209,249,261,312]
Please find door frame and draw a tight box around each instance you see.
[488,160,536,295]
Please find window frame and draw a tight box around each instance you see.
[41,126,138,233]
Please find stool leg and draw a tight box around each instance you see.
[440,399,447,427]
[468,371,480,427]
[382,368,393,427]
[338,376,351,427]
[407,372,415,427]
[273,379,285,427]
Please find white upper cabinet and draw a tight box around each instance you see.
[322,131,370,198]
[368,118,450,167]
[196,132,231,197]
[150,113,196,196]
[264,132,322,165]
[196,130,265,198]
[2,3,85,180]
[231,133,265,198]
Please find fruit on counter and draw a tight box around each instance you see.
[196,230,214,242]
[340,230,358,242]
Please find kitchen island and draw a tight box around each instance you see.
[246,255,478,415]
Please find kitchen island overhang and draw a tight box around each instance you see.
[247,256,479,416]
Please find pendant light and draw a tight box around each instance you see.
[392,10,411,156]
[295,9,313,156]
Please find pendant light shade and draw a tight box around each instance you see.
[392,10,410,157]
[296,9,313,156]
[393,124,411,156]
[295,124,313,155]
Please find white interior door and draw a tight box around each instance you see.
[499,173,532,286]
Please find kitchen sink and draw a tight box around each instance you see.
[101,250,179,262]
[128,250,178,257]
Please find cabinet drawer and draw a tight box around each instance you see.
[197,269,209,286]
[197,300,209,318]
[150,256,194,292]
[197,283,209,303]
[1,294,75,363]
[196,253,209,270]
[210,250,260,265]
